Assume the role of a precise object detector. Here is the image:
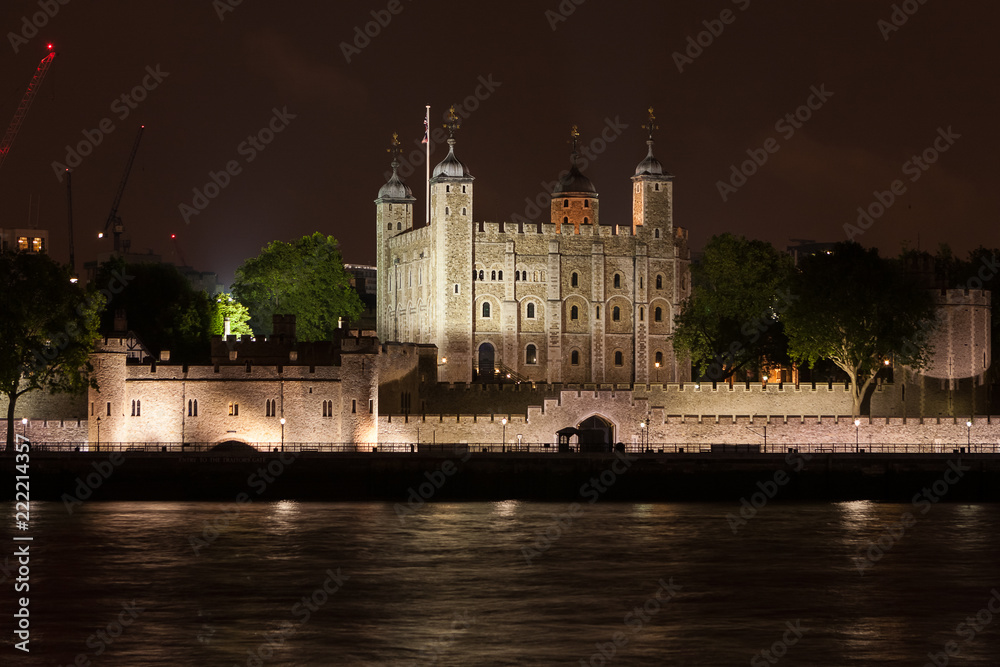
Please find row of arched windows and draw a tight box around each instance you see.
[562,198,590,208]
[565,272,668,290]
[130,400,140,416]
[475,270,548,282]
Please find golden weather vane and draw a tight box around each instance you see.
[569,124,580,153]
[387,132,402,162]
[444,106,461,137]
[642,107,658,141]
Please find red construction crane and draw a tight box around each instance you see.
[170,233,188,268]
[0,44,56,170]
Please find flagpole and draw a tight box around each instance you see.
[425,105,431,226]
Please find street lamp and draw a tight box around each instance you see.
[501,417,508,452]
[640,420,646,451]
[966,420,972,452]
[854,418,860,453]
[654,361,661,383]
[20,417,27,443]
[96,416,101,452]
[280,418,286,452]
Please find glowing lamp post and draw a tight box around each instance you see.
[654,361,660,383]
[854,419,860,453]
[280,418,286,452]
[21,417,27,443]
[501,417,508,452]
[640,420,646,451]
[96,416,101,452]
[966,420,972,451]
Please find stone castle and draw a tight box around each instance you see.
[376,109,691,386]
[1,110,995,451]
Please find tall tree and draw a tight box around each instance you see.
[95,258,213,363]
[783,242,936,416]
[232,233,363,340]
[0,252,104,451]
[210,293,254,337]
[673,234,795,381]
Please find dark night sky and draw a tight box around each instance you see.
[1,1,997,287]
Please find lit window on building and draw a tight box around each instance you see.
[17,237,29,251]
[32,237,43,252]
[526,344,537,365]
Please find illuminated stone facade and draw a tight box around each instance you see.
[376,115,692,385]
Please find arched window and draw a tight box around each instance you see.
[491,270,496,281]
[479,270,484,281]
[639,307,644,321]
[613,274,621,289]
[462,207,467,216]
[521,271,527,281]
[498,270,503,281]
[526,344,537,365]
[571,272,578,287]
[131,400,135,416]
[533,271,538,282]
[614,351,624,366]
[397,222,401,230]
[656,274,663,289]
[387,222,392,230]
[583,217,589,225]
[462,185,467,193]
[527,302,535,319]
[570,305,579,320]
[563,216,568,226]
[482,302,491,318]
[136,400,140,416]
[563,199,569,208]
[655,307,663,322]
[655,183,660,191]
[584,200,590,208]
[654,229,661,239]
[613,306,621,321]
[446,185,451,193]
[571,350,580,365]
[655,351,664,365]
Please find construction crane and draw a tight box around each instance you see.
[170,233,188,268]
[0,44,56,170]
[101,125,144,254]
[66,168,76,279]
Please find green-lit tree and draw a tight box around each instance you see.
[783,242,936,416]
[0,252,104,451]
[210,293,254,337]
[94,258,213,363]
[672,234,795,381]
[232,233,363,340]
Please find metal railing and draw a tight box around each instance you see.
[8,441,1000,455]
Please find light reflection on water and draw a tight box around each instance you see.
[2,500,999,665]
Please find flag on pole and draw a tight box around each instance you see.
[422,111,429,144]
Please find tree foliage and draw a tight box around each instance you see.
[0,252,104,451]
[672,234,795,381]
[783,242,936,416]
[95,258,213,364]
[232,233,363,340]
[210,293,254,337]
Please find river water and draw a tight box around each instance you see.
[2,500,999,666]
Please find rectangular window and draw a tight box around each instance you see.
[352,399,357,414]
[106,402,111,416]
[369,399,374,413]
